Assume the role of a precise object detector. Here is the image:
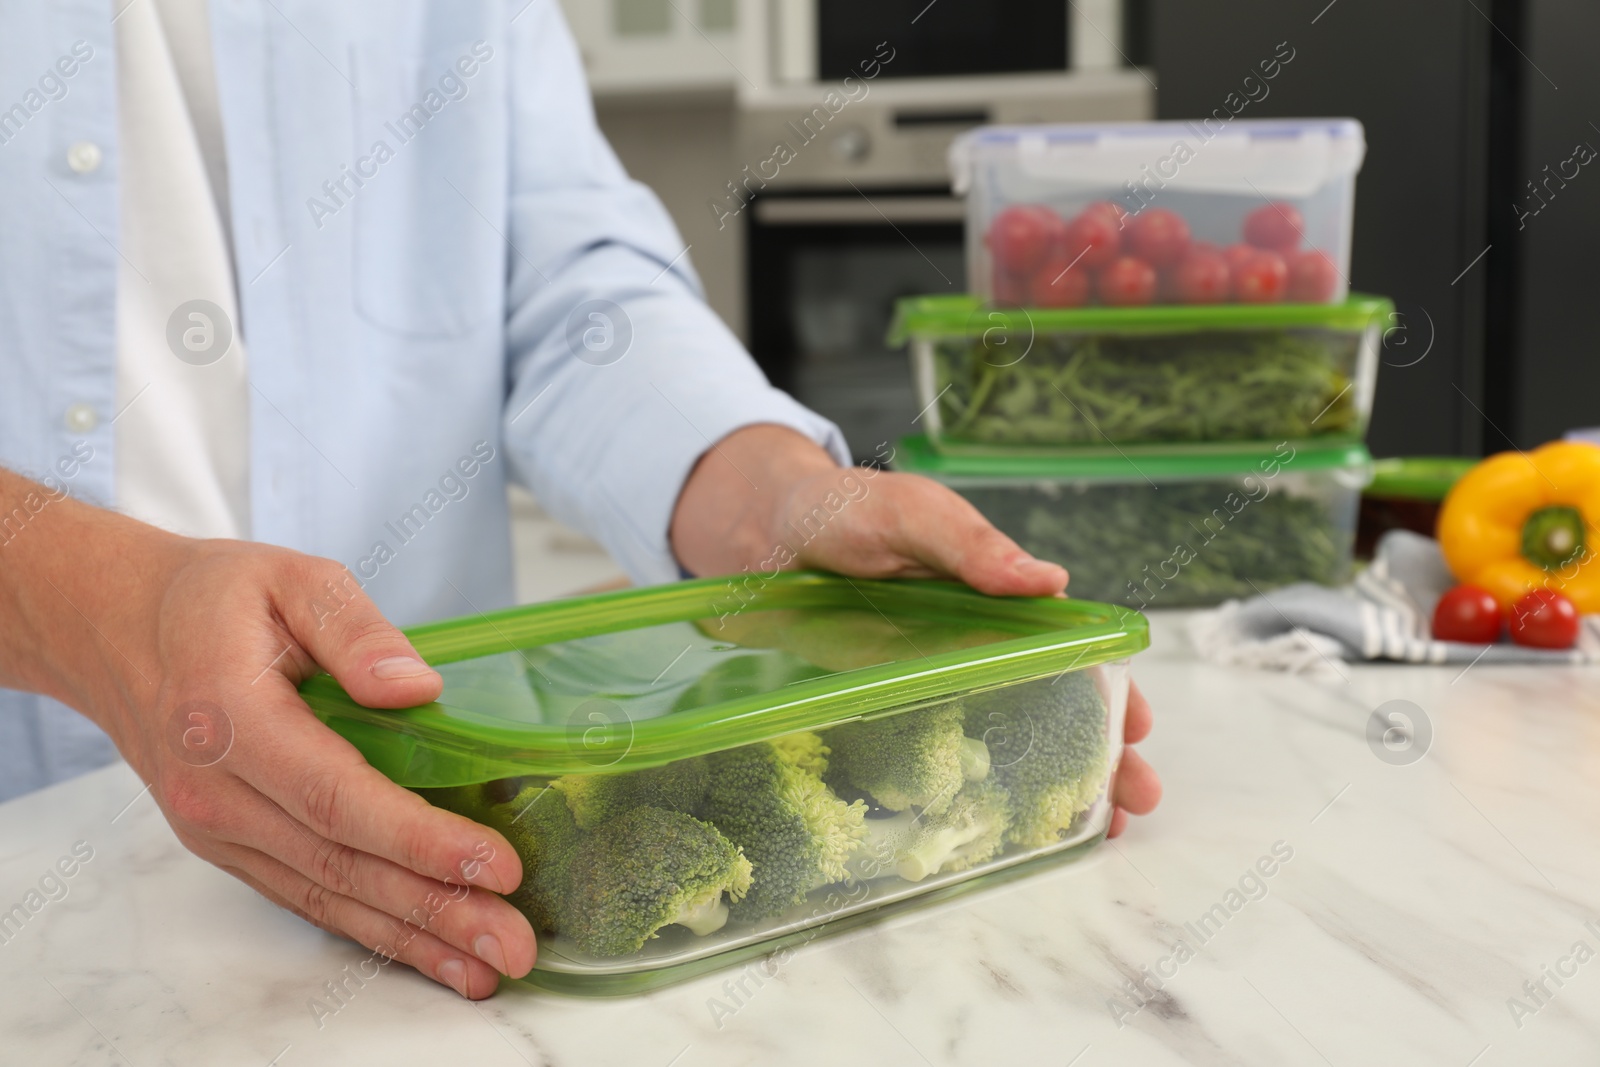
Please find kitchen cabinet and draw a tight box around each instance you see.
[556,0,741,98]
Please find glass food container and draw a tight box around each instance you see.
[892,435,1374,609]
[951,119,1366,307]
[892,293,1391,454]
[299,573,1148,995]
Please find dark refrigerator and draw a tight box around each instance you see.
[1146,0,1600,458]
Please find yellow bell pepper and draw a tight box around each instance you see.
[1437,440,1600,613]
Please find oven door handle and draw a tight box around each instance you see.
[752,196,966,226]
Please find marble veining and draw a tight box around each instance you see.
[2,612,1599,1065]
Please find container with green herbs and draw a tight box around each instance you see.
[893,435,1373,609]
[892,294,1390,454]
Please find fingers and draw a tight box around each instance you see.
[221,852,506,999]
[877,475,1069,597]
[1107,807,1129,839]
[1112,747,1161,816]
[223,695,525,894]
[209,785,535,978]
[1125,681,1153,745]
[272,558,442,709]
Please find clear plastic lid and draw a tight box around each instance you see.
[299,573,1149,788]
[951,118,1367,197]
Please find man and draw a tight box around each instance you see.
[0,1,1159,998]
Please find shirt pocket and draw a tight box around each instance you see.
[348,40,507,338]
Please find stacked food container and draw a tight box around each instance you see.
[891,118,1386,608]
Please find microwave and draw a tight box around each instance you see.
[746,0,1139,89]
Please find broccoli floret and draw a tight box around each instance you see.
[551,758,710,829]
[964,672,1111,849]
[473,785,753,956]
[848,779,1013,883]
[701,732,867,920]
[424,780,580,932]
[460,782,582,934]
[561,806,754,956]
[824,700,989,816]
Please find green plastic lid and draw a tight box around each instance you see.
[887,292,1394,345]
[300,572,1148,788]
[1365,456,1476,501]
[892,434,1373,482]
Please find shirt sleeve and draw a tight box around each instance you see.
[498,1,849,586]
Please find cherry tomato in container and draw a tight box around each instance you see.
[1243,202,1305,253]
[1096,256,1158,306]
[1172,249,1232,303]
[1029,255,1091,307]
[1431,585,1504,644]
[991,267,1030,306]
[1223,242,1259,276]
[1125,208,1191,268]
[1287,249,1341,302]
[1062,209,1122,269]
[1508,589,1581,650]
[985,204,1065,275]
[1232,249,1288,303]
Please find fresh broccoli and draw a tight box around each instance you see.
[480,783,582,934]
[964,672,1111,849]
[701,732,868,920]
[848,779,1013,883]
[824,700,990,816]
[422,779,580,932]
[470,784,753,956]
[561,806,754,956]
[550,758,710,829]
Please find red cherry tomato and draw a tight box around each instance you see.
[1096,256,1158,306]
[1243,202,1305,253]
[1431,585,1504,644]
[1223,242,1259,275]
[1287,249,1340,302]
[1029,255,1092,307]
[1062,210,1122,269]
[1232,249,1289,303]
[1125,208,1191,268]
[1508,589,1581,650]
[1173,249,1232,304]
[991,267,1030,306]
[1155,267,1179,303]
[986,204,1065,275]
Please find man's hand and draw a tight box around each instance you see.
[670,424,1161,836]
[0,469,534,998]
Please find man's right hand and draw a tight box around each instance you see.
[0,468,534,998]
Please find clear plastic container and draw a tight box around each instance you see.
[952,119,1366,307]
[892,436,1374,608]
[892,294,1391,453]
[299,574,1148,994]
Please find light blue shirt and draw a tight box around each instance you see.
[0,1,846,800]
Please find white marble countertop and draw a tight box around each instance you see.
[4,611,1600,1066]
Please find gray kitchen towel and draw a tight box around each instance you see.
[1188,529,1600,677]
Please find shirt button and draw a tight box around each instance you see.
[64,404,98,432]
[66,141,102,174]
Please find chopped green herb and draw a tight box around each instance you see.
[958,480,1348,607]
[932,329,1359,447]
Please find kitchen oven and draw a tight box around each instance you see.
[746,188,964,463]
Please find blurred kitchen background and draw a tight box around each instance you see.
[512,0,1600,600]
